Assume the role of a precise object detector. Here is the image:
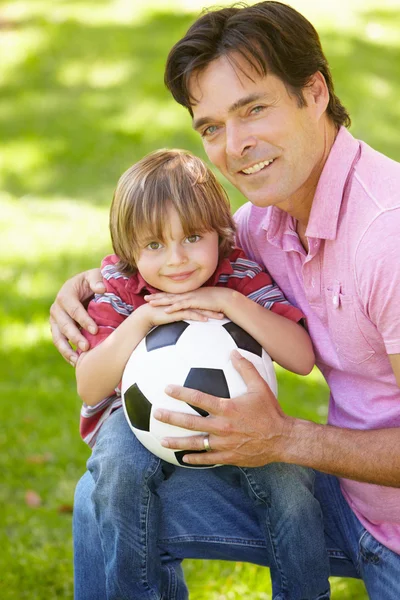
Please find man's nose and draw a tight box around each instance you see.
[225,121,256,160]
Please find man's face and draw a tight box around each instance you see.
[190,54,328,212]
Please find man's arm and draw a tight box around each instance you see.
[154,351,400,487]
[49,269,105,364]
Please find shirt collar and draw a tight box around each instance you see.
[127,255,234,295]
[127,271,159,295]
[205,254,234,285]
[261,126,361,244]
[305,126,360,241]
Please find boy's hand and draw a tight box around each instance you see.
[144,287,232,318]
[138,302,220,330]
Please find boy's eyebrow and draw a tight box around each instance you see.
[192,92,269,131]
[137,233,163,245]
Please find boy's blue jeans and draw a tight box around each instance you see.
[74,409,400,600]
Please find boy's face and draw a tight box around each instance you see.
[135,204,219,293]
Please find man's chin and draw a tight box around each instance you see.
[241,190,278,209]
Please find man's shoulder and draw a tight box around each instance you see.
[234,202,271,231]
[353,141,400,212]
[233,201,253,223]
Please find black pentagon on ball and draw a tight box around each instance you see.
[184,367,230,417]
[124,383,151,431]
[223,322,262,357]
[146,321,190,352]
[174,450,216,468]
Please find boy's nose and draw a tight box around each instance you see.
[167,245,187,265]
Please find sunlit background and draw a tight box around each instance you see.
[1,1,400,597]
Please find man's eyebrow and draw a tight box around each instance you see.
[192,92,269,131]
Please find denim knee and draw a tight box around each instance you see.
[87,409,164,508]
[240,463,316,509]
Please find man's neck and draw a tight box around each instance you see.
[288,120,338,231]
[296,221,309,253]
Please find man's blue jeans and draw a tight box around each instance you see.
[74,409,400,600]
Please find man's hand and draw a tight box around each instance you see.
[49,268,104,365]
[154,350,294,467]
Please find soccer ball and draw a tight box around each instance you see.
[121,318,277,468]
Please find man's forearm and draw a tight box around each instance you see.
[283,418,400,487]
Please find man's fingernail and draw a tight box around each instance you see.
[94,282,104,291]
[69,356,77,367]
[164,385,173,394]
[231,349,242,359]
[88,326,97,334]
[78,341,87,351]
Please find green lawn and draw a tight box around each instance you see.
[2,0,400,597]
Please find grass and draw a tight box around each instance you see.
[1,0,400,597]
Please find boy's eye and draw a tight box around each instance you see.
[186,234,201,243]
[147,241,162,250]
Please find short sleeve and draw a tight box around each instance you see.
[356,209,400,354]
[223,248,304,323]
[233,202,265,265]
[81,255,134,351]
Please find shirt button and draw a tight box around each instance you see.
[333,294,339,308]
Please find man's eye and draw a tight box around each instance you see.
[147,241,162,250]
[201,125,218,137]
[251,105,265,115]
[186,235,201,243]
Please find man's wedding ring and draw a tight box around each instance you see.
[203,435,212,452]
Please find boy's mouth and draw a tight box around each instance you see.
[165,270,195,281]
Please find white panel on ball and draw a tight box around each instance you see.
[121,318,277,468]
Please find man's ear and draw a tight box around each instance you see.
[305,71,329,119]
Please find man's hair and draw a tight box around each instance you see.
[165,1,350,128]
[110,149,236,275]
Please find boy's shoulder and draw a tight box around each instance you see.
[217,247,267,290]
[100,254,128,278]
[99,254,134,297]
[98,254,158,300]
[227,246,261,269]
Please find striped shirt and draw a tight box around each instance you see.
[79,247,304,446]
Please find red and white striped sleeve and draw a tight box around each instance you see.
[220,248,304,323]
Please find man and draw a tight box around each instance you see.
[51,2,400,598]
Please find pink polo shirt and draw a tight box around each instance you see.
[235,126,400,554]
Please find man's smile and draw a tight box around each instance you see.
[231,158,276,175]
[240,158,275,175]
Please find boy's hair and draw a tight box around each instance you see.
[164,1,350,129]
[110,149,236,275]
